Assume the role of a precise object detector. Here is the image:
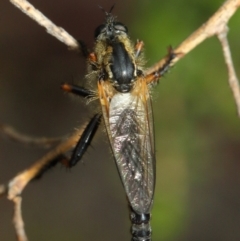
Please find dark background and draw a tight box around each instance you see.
[1,0,240,241]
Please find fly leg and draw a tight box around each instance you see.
[62,37,102,167]
[78,40,90,59]
[145,46,176,85]
[68,114,101,167]
[61,83,101,167]
[61,45,98,98]
[78,40,99,72]
[61,83,94,98]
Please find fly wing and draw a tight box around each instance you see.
[100,82,155,214]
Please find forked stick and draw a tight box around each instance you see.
[217,27,240,115]
[146,0,240,116]
[1,124,86,241]
[7,125,86,199]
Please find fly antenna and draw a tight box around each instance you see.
[98,5,108,15]
[109,4,115,13]
[98,4,116,18]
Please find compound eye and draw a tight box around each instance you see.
[94,24,106,39]
[114,22,128,33]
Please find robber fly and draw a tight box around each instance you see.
[60,7,175,241]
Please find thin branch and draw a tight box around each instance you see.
[146,0,240,74]
[0,123,86,241]
[3,125,86,241]
[12,196,28,241]
[10,0,79,51]
[7,125,86,200]
[145,0,240,116]
[217,28,240,116]
[0,123,64,148]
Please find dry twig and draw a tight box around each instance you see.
[3,124,86,241]
[146,0,240,116]
[146,0,240,71]
[0,123,64,147]
[12,196,28,241]
[7,125,86,200]
[217,27,240,116]
[10,0,79,51]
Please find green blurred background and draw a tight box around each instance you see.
[1,0,240,241]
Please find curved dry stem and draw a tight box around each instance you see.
[0,123,64,148]
[144,0,240,117]
[7,125,86,200]
[217,28,240,116]
[10,0,79,51]
[146,0,240,74]
[4,124,86,241]
[12,196,28,241]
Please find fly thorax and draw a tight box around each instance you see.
[108,41,137,93]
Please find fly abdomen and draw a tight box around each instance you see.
[131,212,152,241]
[110,42,135,93]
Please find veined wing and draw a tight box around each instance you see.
[99,80,156,214]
